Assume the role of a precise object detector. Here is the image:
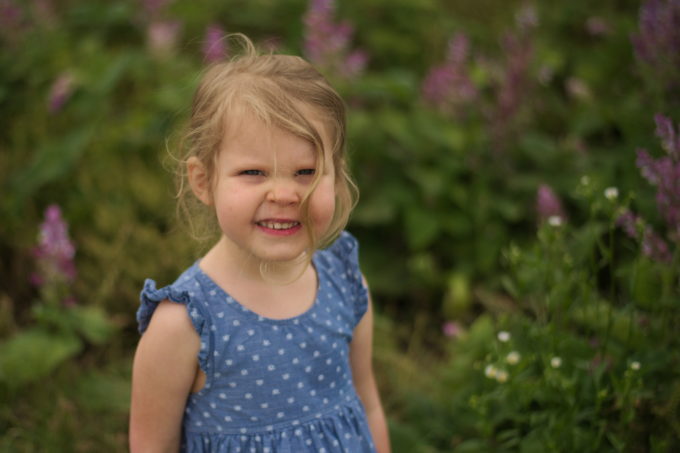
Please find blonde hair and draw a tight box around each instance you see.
[176,33,358,252]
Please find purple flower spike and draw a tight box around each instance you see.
[617,209,673,263]
[635,114,680,242]
[142,0,172,18]
[654,113,680,159]
[147,19,182,57]
[47,73,74,113]
[202,24,227,63]
[616,210,640,239]
[631,0,680,95]
[33,204,77,288]
[642,228,672,262]
[341,49,368,78]
[303,0,367,79]
[536,184,566,224]
[442,321,462,338]
[421,32,477,113]
[0,0,23,41]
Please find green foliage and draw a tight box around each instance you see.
[0,329,80,389]
[384,181,679,451]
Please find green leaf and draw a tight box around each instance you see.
[7,127,94,205]
[631,258,662,309]
[443,272,473,319]
[453,439,490,453]
[71,306,116,345]
[74,371,130,413]
[404,204,441,249]
[0,329,82,388]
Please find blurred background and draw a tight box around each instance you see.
[1,0,679,451]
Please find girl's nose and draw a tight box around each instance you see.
[266,178,300,205]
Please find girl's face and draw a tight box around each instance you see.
[191,114,336,265]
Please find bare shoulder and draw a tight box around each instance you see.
[132,299,201,394]
[136,299,201,360]
[144,300,198,337]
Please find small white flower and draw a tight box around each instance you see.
[630,361,641,371]
[497,331,511,342]
[495,369,509,383]
[550,356,562,368]
[548,215,563,227]
[604,187,619,200]
[484,364,497,379]
[506,351,521,365]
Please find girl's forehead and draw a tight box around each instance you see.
[221,109,332,158]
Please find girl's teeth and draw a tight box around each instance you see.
[260,221,298,230]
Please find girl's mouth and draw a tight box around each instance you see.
[256,221,300,230]
[255,220,302,236]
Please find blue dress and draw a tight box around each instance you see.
[137,231,377,453]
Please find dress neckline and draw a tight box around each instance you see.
[191,253,323,325]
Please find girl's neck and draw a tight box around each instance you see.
[201,235,311,286]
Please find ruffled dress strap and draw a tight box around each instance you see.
[323,231,370,326]
[136,266,211,374]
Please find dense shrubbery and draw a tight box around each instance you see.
[1,0,678,451]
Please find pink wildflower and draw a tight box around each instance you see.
[202,24,227,63]
[617,209,672,263]
[442,321,462,338]
[631,0,680,95]
[421,33,477,113]
[142,0,173,18]
[303,0,368,79]
[536,184,566,224]
[147,20,182,57]
[47,73,75,113]
[32,204,77,287]
[636,114,680,239]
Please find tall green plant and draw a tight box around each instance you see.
[0,206,115,390]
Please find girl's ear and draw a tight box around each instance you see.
[187,157,213,205]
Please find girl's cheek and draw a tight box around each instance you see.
[311,179,337,231]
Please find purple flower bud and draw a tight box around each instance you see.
[536,184,566,224]
[0,0,23,40]
[654,113,680,159]
[421,32,477,113]
[642,227,672,262]
[447,33,470,65]
[635,114,680,245]
[341,49,368,78]
[147,19,182,57]
[142,0,172,18]
[515,4,538,31]
[33,204,77,288]
[47,73,74,113]
[616,210,640,239]
[636,148,660,185]
[631,0,680,94]
[585,17,610,36]
[303,0,367,79]
[202,24,227,63]
[442,321,462,338]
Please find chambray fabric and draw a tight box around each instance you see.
[137,231,376,453]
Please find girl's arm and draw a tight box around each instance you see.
[350,282,391,453]
[129,300,201,453]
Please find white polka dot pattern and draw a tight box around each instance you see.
[138,232,375,453]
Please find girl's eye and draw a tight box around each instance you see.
[240,170,264,176]
[296,169,316,176]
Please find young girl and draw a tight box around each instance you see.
[129,34,391,453]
